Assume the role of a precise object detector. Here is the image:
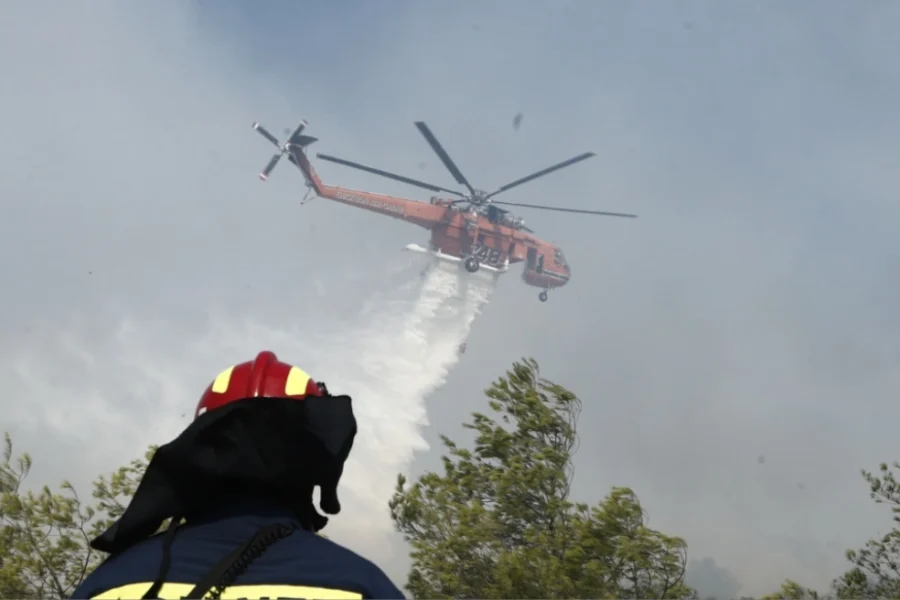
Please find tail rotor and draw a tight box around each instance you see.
[259,152,282,181]
[252,120,308,181]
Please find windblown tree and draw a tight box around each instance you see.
[389,358,695,599]
[759,579,821,600]
[830,460,900,599]
[0,433,153,599]
[0,438,16,494]
[754,458,900,600]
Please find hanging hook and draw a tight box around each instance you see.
[299,186,317,207]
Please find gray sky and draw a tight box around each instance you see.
[2,1,900,596]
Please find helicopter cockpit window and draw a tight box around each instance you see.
[554,248,568,266]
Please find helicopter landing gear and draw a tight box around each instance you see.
[539,290,548,302]
[464,256,480,273]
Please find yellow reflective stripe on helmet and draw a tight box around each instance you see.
[211,366,235,393]
[285,366,311,395]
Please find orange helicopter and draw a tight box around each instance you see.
[252,119,637,302]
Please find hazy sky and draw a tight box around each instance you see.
[2,1,900,596]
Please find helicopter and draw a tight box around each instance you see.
[252,118,636,302]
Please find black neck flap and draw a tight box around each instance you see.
[91,395,357,554]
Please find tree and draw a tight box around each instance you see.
[389,358,695,599]
[0,433,153,599]
[830,460,900,599]
[759,579,820,600]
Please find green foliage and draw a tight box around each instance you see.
[0,433,153,599]
[830,460,900,599]
[389,358,694,599]
[759,579,820,600]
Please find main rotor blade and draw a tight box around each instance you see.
[491,199,637,218]
[316,153,466,197]
[485,152,597,200]
[414,121,478,197]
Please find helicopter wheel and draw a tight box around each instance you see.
[539,290,548,302]
[464,256,480,273]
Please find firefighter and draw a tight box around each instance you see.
[72,350,404,599]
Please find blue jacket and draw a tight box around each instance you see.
[72,500,405,599]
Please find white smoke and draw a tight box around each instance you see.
[1,256,497,562]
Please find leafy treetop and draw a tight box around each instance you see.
[390,358,694,599]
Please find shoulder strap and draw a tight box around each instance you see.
[183,522,295,600]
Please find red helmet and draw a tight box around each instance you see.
[195,350,326,418]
